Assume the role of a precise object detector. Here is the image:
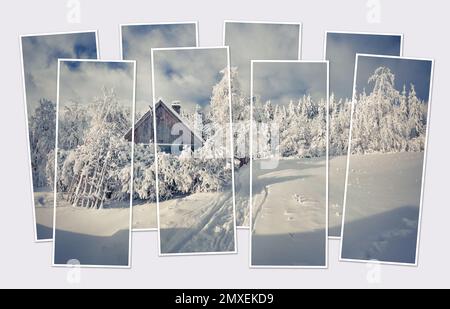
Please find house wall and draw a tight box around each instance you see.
[155,105,202,148]
[134,113,153,144]
[155,105,184,145]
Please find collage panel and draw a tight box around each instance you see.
[341,55,433,265]
[120,22,198,231]
[53,60,136,267]
[325,32,403,237]
[250,61,329,268]
[20,31,99,241]
[152,47,237,255]
[224,21,302,227]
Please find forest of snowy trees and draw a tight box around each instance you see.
[46,68,235,206]
[28,64,427,206]
[252,95,327,159]
[311,66,427,157]
[350,67,428,154]
[251,66,427,159]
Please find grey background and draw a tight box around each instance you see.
[0,0,448,288]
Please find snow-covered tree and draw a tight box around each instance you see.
[29,99,56,188]
[329,96,352,156]
[408,85,424,138]
[252,95,327,159]
[369,67,398,100]
[350,67,428,154]
[59,88,132,208]
[210,68,232,126]
[58,104,90,150]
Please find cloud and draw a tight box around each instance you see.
[121,23,197,114]
[58,61,135,114]
[225,22,301,96]
[253,62,328,105]
[355,56,433,102]
[21,32,98,114]
[152,48,228,113]
[326,32,402,100]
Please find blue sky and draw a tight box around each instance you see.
[121,23,197,115]
[253,62,328,106]
[152,48,228,113]
[355,56,433,102]
[326,33,402,100]
[59,61,135,110]
[21,32,97,113]
[225,22,301,96]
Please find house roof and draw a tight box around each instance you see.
[124,99,204,144]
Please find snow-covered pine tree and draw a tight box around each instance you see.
[310,98,327,157]
[30,99,56,188]
[228,67,251,162]
[407,84,424,138]
[210,68,232,126]
[396,85,409,151]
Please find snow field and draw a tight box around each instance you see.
[341,152,424,264]
[159,190,235,254]
[251,158,327,267]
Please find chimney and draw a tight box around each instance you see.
[172,101,181,114]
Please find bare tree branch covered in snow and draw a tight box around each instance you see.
[53,88,132,209]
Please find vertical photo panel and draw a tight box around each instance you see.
[325,32,403,237]
[152,47,236,255]
[250,61,328,268]
[341,55,433,265]
[121,22,198,231]
[53,60,136,267]
[20,31,99,241]
[224,21,302,227]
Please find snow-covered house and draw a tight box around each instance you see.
[125,99,203,153]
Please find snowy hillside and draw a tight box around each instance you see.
[33,191,131,266]
[159,190,236,254]
[34,188,54,239]
[341,152,423,264]
[132,201,157,230]
[328,156,348,237]
[251,158,327,267]
[233,165,251,227]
